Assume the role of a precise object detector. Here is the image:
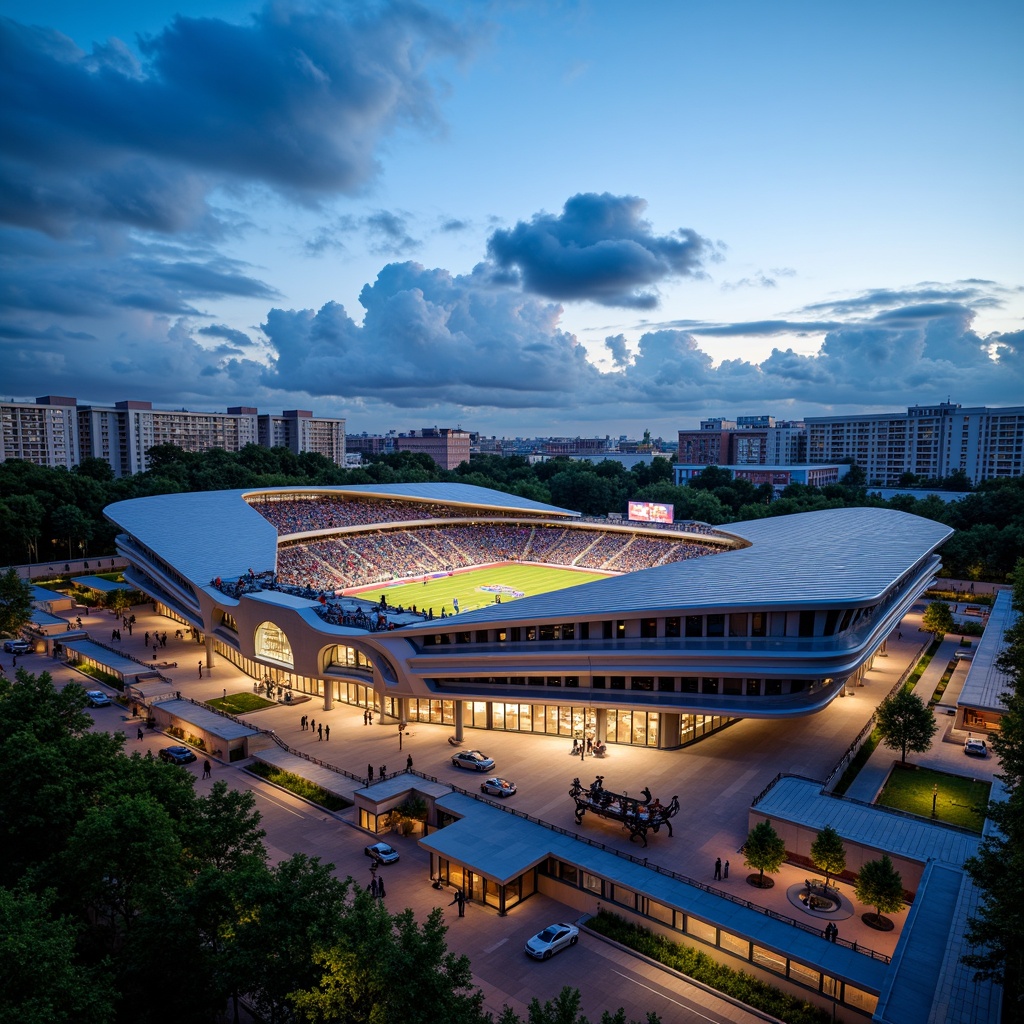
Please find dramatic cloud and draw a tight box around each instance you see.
[487,193,713,308]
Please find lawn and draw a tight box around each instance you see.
[877,764,990,832]
[352,563,611,616]
[207,692,277,714]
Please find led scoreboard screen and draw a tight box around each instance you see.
[628,501,674,525]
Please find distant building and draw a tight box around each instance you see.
[395,427,471,470]
[0,395,79,469]
[543,436,614,456]
[805,402,1024,486]
[2,396,347,475]
[677,416,807,467]
[345,432,395,458]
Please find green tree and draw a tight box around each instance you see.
[0,567,33,638]
[854,854,905,927]
[106,587,130,619]
[921,600,954,637]
[51,503,92,559]
[810,825,846,890]
[0,886,117,1024]
[875,687,938,763]
[743,819,786,887]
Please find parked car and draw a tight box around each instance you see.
[3,639,31,654]
[86,690,112,707]
[158,745,197,765]
[524,922,579,960]
[963,738,988,758]
[364,841,400,864]
[451,750,495,772]
[480,777,517,798]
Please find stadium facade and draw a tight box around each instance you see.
[105,484,952,750]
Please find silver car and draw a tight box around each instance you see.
[451,750,495,772]
[524,922,579,960]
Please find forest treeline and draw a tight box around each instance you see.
[1,445,1022,583]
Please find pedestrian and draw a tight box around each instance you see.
[137,726,144,740]
[449,890,465,916]
[203,759,212,779]
[723,859,729,880]
[406,754,413,770]
[317,723,323,741]
[368,763,374,781]
[898,630,903,640]
[300,715,305,731]
[379,764,386,779]
[580,741,585,761]
[310,718,315,735]
[324,724,330,741]
[145,631,150,646]
[831,923,839,942]
[370,876,378,897]
[198,661,203,678]
[363,709,369,725]
[714,857,722,880]
[586,736,593,755]
[377,876,386,898]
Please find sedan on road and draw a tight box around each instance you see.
[524,922,579,960]
[3,639,31,654]
[964,738,988,758]
[365,841,400,864]
[451,750,495,772]
[158,745,197,765]
[86,690,112,707]
[480,777,517,798]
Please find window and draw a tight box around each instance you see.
[723,678,742,695]
[665,616,681,638]
[799,611,815,637]
[685,615,703,637]
[616,620,626,639]
[476,630,489,643]
[565,676,579,687]
[680,676,699,692]
[658,677,675,692]
[706,614,725,637]
[592,675,606,689]
[610,676,626,690]
[602,620,613,639]
[702,677,720,694]
[562,622,576,640]
[582,872,603,895]
[686,917,716,944]
[750,612,766,637]
[728,613,747,637]
[746,678,761,696]
[640,618,657,638]
[539,624,556,641]
[719,931,750,957]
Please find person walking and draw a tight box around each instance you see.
[202,759,212,779]
[406,754,413,770]
[714,857,722,881]
[449,890,465,917]
[379,764,386,779]
[377,876,386,898]
[198,661,203,678]
[368,764,374,781]
[137,726,144,740]
[310,718,315,735]
[317,723,323,741]
[145,631,150,647]
[370,876,378,897]
[723,860,729,879]
[324,724,330,741]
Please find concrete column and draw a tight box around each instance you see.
[454,699,465,742]
[595,708,608,744]
[204,633,215,667]
[323,676,333,711]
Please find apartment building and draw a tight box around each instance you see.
[394,427,471,470]
[677,416,807,468]
[3,396,347,475]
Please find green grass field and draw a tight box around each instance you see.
[352,563,611,615]
[877,764,990,832]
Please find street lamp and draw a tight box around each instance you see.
[398,720,407,750]
[932,783,938,818]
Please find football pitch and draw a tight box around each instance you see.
[351,564,611,615]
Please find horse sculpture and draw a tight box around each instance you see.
[569,776,680,847]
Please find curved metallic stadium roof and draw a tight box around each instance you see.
[104,485,952,617]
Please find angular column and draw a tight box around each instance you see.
[454,699,465,742]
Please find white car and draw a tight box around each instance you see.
[963,738,988,758]
[365,841,400,864]
[451,750,495,772]
[524,922,579,960]
[480,777,517,798]
[86,690,112,707]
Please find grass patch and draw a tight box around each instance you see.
[904,638,941,690]
[877,764,989,832]
[247,762,352,811]
[928,661,957,707]
[588,911,832,1024]
[207,692,277,714]
[77,664,124,689]
[832,727,881,796]
[355,563,608,616]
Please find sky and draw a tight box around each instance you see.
[2,0,1022,439]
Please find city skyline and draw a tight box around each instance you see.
[2,0,1021,437]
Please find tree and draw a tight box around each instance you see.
[743,819,786,888]
[0,567,33,638]
[106,587,130,619]
[51,503,92,559]
[854,854,905,928]
[921,600,954,637]
[875,687,938,764]
[810,825,846,890]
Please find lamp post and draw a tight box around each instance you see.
[398,721,407,750]
[932,783,938,818]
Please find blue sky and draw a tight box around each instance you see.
[2,0,1021,438]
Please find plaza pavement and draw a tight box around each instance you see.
[19,592,1002,1017]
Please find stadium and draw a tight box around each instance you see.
[105,483,952,751]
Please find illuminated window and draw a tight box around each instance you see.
[255,622,293,667]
